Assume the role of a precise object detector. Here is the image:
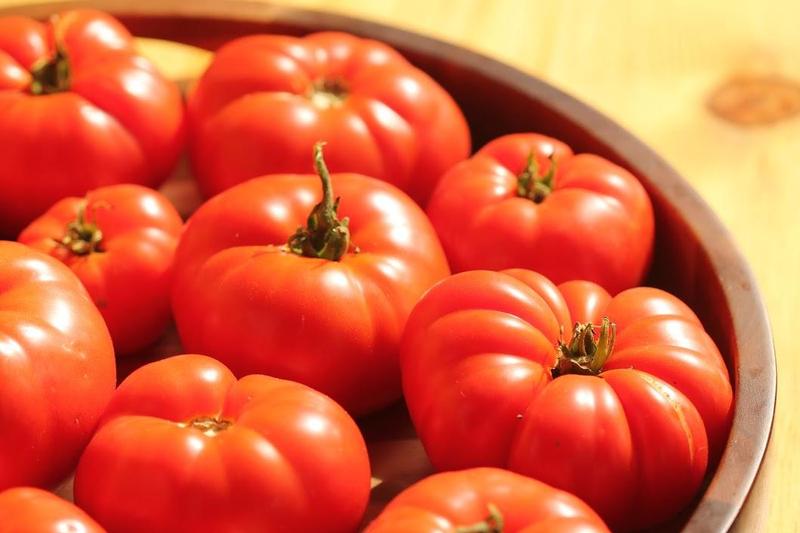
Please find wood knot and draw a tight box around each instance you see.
[708,74,800,126]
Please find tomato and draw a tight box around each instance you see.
[0,241,115,490]
[74,353,371,533]
[365,468,609,533]
[0,9,185,237]
[172,144,450,416]
[426,133,654,293]
[19,184,183,355]
[0,487,105,533]
[187,31,470,204]
[400,269,733,530]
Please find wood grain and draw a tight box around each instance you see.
[0,1,796,531]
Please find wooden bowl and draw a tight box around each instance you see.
[1,1,776,531]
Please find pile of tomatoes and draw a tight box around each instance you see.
[0,9,733,533]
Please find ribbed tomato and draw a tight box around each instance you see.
[0,9,184,236]
[172,144,450,415]
[365,468,609,533]
[19,184,183,355]
[401,269,733,530]
[187,31,470,204]
[0,241,115,491]
[74,354,371,533]
[0,487,105,533]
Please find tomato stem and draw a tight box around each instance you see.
[55,202,104,256]
[30,45,71,95]
[454,503,504,533]
[552,317,616,377]
[179,416,233,437]
[287,142,352,261]
[308,79,348,109]
[516,151,556,203]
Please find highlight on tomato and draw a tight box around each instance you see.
[400,269,733,530]
[426,133,655,294]
[0,9,185,237]
[172,143,450,416]
[187,31,470,204]
[364,467,610,533]
[19,184,183,355]
[74,354,371,533]
[0,241,115,491]
[0,487,106,533]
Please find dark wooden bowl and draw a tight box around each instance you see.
[1,1,776,531]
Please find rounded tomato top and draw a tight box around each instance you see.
[401,269,732,530]
[365,467,609,533]
[0,487,106,533]
[426,133,655,293]
[74,354,371,533]
[0,9,185,236]
[19,184,184,355]
[187,31,470,204]
[0,241,115,490]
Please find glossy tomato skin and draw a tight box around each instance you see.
[187,32,470,204]
[19,184,183,355]
[426,133,654,293]
[0,487,106,533]
[0,241,115,490]
[74,354,370,533]
[400,270,732,530]
[172,172,450,416]
[0,10,185,236]
[364,468,609,533]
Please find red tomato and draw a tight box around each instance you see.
[74,354,371,533]
[19,184,183,355]
[0,9,185,236]
[187,31,470,204]
[365,468,609,533]
[0,241,115,490]
[426,133,654,293]
[401,269,733,530]
[0,487,105,533]
[172,144,450,415]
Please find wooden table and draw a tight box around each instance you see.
[2,0,797,531]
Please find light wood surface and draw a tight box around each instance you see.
[2,0,797,531]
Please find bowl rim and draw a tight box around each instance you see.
[0,0,777,530]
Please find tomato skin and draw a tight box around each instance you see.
[0,9,185,237]
[172,172,450,416]
[0,241,115,490]
[187,32,470,204]
[426,133,654,293]
[400,269,732,530]
[0,487,105,533]
[364,468,609,533]
[19,184,183,355]
[74,354,371,533]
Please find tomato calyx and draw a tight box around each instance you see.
[55,202,104,256]
[179,416,233,437]
[287,142,352,261]
[29,45,71,95]
[552,317,616,378]
[454,503,504,533]
[516,151,556,203]
[308,79,348,109]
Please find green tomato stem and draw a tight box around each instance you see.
[516,151,557,203]
[454,503,504,533]
[30,45,71,95]
[552,317,617,378]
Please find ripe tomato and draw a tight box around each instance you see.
[19,184,183,355]
[0,241,115,491]
[187,31,470,204]
[172,144,450,415]
[74,354,371,533]
[365,468,609,533]
[0,9,185,237]
[401,269,733,530]
[426,133,654,293]
[0,487,105,533]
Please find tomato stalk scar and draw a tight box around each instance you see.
[454,503,504,533]
[55,201,105,256]
[179,416,233,437]
[552,317,617,378]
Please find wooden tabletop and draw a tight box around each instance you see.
[2,0,797,531]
